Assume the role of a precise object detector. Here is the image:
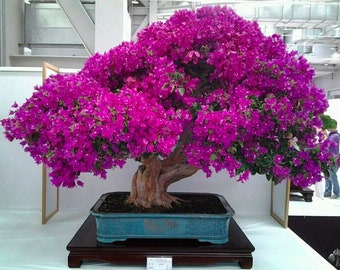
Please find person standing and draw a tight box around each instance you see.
[324,119,340,199]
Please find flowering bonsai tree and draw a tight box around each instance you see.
[1,6,336,208]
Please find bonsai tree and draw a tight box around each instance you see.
[1,6,337,208]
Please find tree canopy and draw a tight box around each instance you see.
[1,6,335,189]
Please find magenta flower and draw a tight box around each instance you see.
[1,5,335,190]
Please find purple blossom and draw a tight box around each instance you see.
[0,5,335,189]
[274,155,284,164]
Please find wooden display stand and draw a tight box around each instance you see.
[290,184,314,202]
[67,215,255,269]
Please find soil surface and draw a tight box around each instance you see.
[97,193,228,214]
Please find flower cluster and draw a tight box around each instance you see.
[1,6,335,188]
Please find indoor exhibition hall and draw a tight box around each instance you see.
[0,1,339,269]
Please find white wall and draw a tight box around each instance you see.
[0,68,42,210]
[0,68,272,216]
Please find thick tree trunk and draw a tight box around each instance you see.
[127,149,199,208]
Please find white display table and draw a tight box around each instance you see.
[0,210,335,269]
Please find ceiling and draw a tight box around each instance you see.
[139,0,340,78]
[14,0,340,89]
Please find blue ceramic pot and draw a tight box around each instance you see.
[91,192,235,244]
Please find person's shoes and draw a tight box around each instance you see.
[330,195,339,199]
[324,193,331,197]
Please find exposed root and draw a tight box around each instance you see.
[154,193,184,209]
[132,196,152,208]
[127,152,199,209]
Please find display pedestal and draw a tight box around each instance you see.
[290,184,314,202]
[67,215,255,269]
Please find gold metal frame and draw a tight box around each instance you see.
[41,62,59,224]
[270,180,290,228]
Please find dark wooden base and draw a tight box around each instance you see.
[66,215,255,269]
[289,216,340,268]
[290,185,314,202]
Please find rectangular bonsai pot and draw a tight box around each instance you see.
[90,192,235,244]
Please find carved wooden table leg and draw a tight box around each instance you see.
[238,257,253,269]
[303,192,313,202]
[68,255,83,268]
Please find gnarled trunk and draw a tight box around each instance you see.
[127,148,199,208]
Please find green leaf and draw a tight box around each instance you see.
[323,170,330,178]
[178,87,185,96]
[192,102,201,111]
[210,153,217,161]
[266,173,273,181]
